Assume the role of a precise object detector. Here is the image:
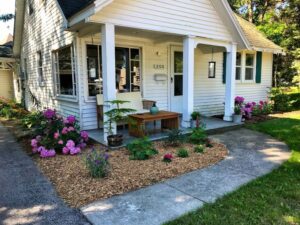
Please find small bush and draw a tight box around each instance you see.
[189,127,207,144]
[126,137,158,160]
[194,145,205,153]
[84,148,110,178]
[165,129,185,147]
[177,148,189,158]
[191,111,201,120]
[0,97,28,119]
[21,111,44,129]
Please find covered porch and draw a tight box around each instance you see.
[74,23,238,144]
[89,116,241,146]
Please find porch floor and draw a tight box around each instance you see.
[88,116,242,147]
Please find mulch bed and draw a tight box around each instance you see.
[0,118,228,208]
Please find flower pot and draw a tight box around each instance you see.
[233,114,243,123]
[107,134,123,147]
[150,103,159,115]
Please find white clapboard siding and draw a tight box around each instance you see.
[0,70,14,99]
[90,0,233,41]
[21,0,79,118]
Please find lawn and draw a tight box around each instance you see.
[165,111,300,225]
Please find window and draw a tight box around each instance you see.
[236,52,241,80]
[235,52,256,82]
[245,53,255,80]
[37,51,44,85]
[53,45,76,96]
[173,51,183,96]
[86,45,141,96]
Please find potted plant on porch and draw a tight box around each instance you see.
[105,100,136,147]
[233,96,244,123]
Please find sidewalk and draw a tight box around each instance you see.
[81,128,290,225]
[0,124,89,225]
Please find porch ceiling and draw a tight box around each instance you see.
[74,23,183,43]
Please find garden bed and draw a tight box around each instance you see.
[35,141,227,208]
[0,118,227,208]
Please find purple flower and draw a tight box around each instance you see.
[67,115,76,124]
[58,140,64,145]
[104,153,109,161]
[77,142,87,149]
[61,127,68,134]
[31,139,38,148]
[37,146,46,153]
[70,147,81,155]
[62,147,69,155]
[66,140,75,149]
[40,149,56,158]
[68,126,75,132]
[80,131,89,142]
[32,147,38,153]
[235,96,245,105]
[54,132,59,139]
[43,109,56,119]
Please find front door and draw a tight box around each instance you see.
[170,47,183,113]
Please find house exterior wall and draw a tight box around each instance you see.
[0,70,14,99]
[77,35,273,130]
[90,0,233,42]
[20,0,79,118]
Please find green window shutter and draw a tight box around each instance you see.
[256,51,262,83]
[223,52,227,84]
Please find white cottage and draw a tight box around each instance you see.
[13,0,283,140]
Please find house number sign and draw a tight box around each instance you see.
[153,64,165,70]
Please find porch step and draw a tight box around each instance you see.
[206,123,244,135]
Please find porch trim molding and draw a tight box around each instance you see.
[224,43,237,121]
[194,37,234,52]
[101,23,117,141]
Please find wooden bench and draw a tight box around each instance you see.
[128,111,180,137]
[96,92,156,129]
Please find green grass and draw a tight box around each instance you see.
[165,112,300,225]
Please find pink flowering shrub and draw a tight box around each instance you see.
[31,109,89,158]
[234,96,273,119]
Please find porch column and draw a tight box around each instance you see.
[182,36,195,128]
[223,43,237,121]
[101,23,117,140]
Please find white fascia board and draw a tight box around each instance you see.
[13,0,25,58]
[252,47,285,55]
[0,57,16,63]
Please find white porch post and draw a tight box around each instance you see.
[101,23,116,141]
[223,43,237,121]
[182,36,195,128]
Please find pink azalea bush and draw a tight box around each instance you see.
[31,109,89,158]
[234,96,273,119]
[163,153,173,163]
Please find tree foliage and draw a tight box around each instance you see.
[228,0,300,86]
[0,14,14,22]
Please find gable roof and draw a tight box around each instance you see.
[57,0,95,18]
[235,14,283,53]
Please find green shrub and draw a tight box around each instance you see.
[189,127,207,144]
[84,148,110,178]
[177,148,189,158]
[126,137,158,160]
[21,111,44,129]
[194,145,205,153]
[164,129,185,147]
[191,111,201,120]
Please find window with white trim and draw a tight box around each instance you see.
[53,45,77,96]
[86,44,141,96]
[235,51,256,82]
[245,53,255,81]
[37,51,44,85]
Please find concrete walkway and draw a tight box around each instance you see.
[81,128,291,225]
[0,124,90,225]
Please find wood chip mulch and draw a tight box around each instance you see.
[34,141,228,208]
